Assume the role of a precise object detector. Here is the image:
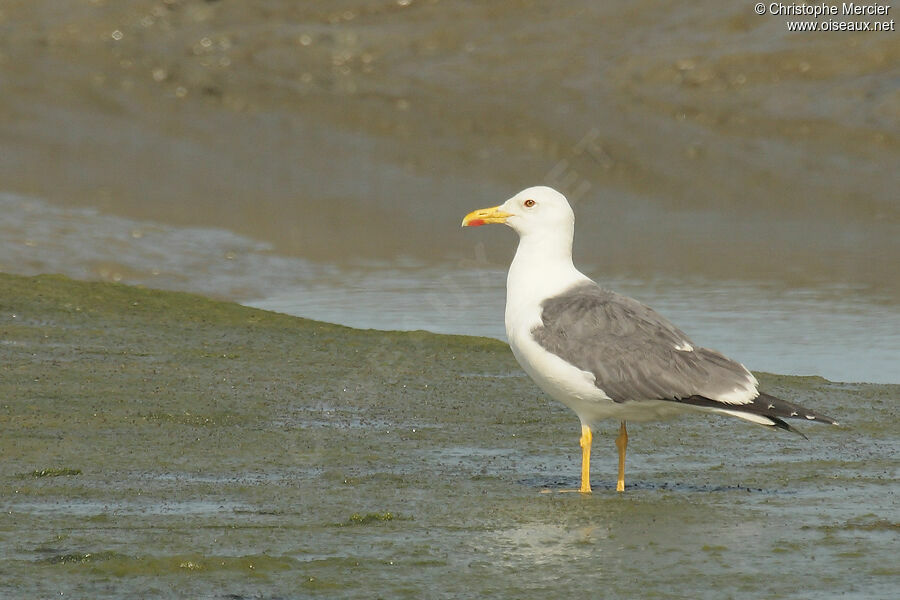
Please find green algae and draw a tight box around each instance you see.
[141,412,244,428]
[46,551,122,565]
[27,468,82,478]
[1,272,897,599]
[346,511,397,525]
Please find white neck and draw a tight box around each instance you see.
[505,227,588,333]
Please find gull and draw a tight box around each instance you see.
[462,186,836,493]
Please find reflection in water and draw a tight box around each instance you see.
[492,522,608,568]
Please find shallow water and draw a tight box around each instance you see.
[1,1,898,387]
[1,274,897,599]
[3,192,898,384]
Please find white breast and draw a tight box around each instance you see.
[504,248,617,423]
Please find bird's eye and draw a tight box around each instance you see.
[524,199,536,208]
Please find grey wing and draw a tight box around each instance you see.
[531,283,758,404]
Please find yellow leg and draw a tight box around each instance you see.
[616,421,628,492]
[579,424,592,493]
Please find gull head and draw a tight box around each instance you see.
[461,186,574,239]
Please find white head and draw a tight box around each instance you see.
[461,186,575,242]
[463,186,584,308]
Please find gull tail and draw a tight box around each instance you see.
[676,392,839,438]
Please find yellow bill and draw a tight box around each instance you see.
[461,206,513,227]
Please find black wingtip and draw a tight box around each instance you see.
[677,391,837,433]
[800,412,839,426]
[770,416,808,439]
[755,392,838,430]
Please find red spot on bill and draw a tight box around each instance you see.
[466,219,486,227]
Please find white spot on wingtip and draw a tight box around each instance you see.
[674,342,693,352]
[790,411,798,416]
[805,415,816,420]
[767,403,775,409]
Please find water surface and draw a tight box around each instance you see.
[3,192,898,384]
[1,1,897,385]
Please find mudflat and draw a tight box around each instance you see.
[0,272,896,598]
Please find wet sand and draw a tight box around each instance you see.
[1,273,896,599]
